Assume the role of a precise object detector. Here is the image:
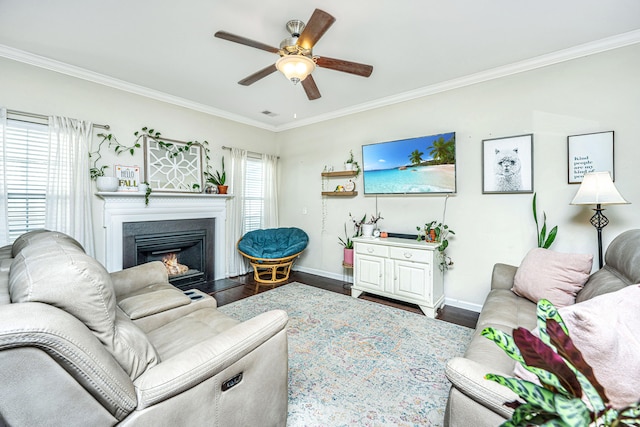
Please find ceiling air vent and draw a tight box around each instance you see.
[261,110,278,117]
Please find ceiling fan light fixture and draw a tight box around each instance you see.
[276,55,316,85]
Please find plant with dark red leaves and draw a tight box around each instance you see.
[481,299,640,427]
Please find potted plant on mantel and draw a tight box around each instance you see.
[205,156,228,194]
[90,133,132,192]
[416,221,455,271]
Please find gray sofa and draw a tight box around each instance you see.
[0,230,289,426]
[444,229,640,426]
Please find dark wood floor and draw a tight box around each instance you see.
[198,271,479,329]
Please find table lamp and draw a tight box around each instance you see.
[570,171,629,269]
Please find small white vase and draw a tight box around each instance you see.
[344,162,354,171]
[96,176,119,192]
[361,223,375,238]
[138,183,148,193]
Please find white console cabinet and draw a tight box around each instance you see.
[351,237,444,318]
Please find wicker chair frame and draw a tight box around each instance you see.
[237,245,303,293]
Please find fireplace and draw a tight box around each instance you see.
[97,193,229,282]
[122,218,215,290]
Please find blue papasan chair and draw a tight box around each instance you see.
[237,227,309,292]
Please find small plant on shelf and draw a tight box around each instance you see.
[205,156,228,194]
[344,150,361,176]
[205,156,226,186]
[416,221,455,271]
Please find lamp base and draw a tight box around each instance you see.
[590,204,607,269]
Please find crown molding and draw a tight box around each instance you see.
[0,44,277,132]
[2,29,639,134]
[274,29,640,132]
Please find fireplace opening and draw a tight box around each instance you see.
[122,219,215,290]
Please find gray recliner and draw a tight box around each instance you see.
[0,231,289,426]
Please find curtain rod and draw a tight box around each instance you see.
[7,109,110,130]
[222,145,279,159]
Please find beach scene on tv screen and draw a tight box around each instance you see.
[362,132,456,194]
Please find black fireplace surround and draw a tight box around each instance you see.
[122,218,215,290]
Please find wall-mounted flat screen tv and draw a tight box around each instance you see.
[362,132,456,195]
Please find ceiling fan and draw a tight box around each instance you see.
[214,8,373,100]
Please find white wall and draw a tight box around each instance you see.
[0,57,277,264]
[276,44,640,311]
[2,44,639,311]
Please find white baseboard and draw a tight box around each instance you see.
[294,266,481,313]
[293,265,352,283]
[444,298,482,313]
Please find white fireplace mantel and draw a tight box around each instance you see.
[98,192,231,280]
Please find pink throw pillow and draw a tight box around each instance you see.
[514,285,640,409]
[512,248,593,307]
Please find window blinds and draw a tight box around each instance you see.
[244,154,264,233]
[2,119,49,240]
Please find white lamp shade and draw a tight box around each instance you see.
[570,171,629,205]
[276,55,315,83]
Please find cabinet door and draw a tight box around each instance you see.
[355,254,385,292]
[393,260,432,304]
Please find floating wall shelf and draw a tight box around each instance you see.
[321,191,358,197]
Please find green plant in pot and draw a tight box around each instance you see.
[533,192,558,249]
[350,212,382,237]
[89,133,140,181]
[344,150,361,176]
[205,157,227,194]
[482,299,640,426]
[338,223,356,266]
[416,221,455,271]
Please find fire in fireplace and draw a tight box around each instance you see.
[163,253,189,276]
[122,218,215,290]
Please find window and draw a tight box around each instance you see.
[1,119,49,241]
[243,154,263,233]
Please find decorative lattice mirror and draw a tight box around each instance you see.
[144,136,203,192]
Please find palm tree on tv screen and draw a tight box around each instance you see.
[429,136,455,164]
[409,149,424,166]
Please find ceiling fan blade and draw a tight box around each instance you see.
[214,31,279,54]
[302,75,321,100]
[315,56,373,78]
[238,64,278,86]
[297,9,336,50]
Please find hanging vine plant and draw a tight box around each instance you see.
[89,133,140,180]
[90,126,214,185]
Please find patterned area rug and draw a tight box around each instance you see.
[218,282,473,427]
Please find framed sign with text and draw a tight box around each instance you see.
[567,131,614,184]
[115,165,140,192]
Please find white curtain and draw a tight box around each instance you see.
[225,147,248,277]
[262,153,279,228]
[46,116,95,256]
[0,109,9,244]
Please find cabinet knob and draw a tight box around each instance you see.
[404,252,412,258]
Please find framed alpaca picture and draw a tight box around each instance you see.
[482,134,533,194]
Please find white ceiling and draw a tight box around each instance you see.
[1,0,639,131]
